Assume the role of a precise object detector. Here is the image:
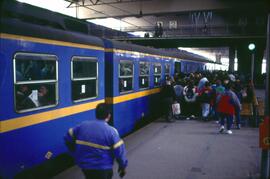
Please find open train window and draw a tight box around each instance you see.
[14,53,58,113]
[71,57,98,102]
[165,63,170,79]
[119,60,133,93]
[139,61,150,89]
[153,63,161,87]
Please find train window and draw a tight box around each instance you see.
[175,62,181,74]
[14,53,58,112]
[139,62,150,89]
[165,64,170,79]
[119,60,133,93]
[165,64,170,74]
[15,54,56,82]
[73,59,97,78]
[153,63,161,87]
[184,64,188,73]
[72,57,98,102]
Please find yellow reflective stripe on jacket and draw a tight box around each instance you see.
[113,140,124,149]
[76,140,111,150]
[75,139,124,150]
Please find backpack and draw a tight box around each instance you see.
[200,90,211,103]
[184,86,196,102]
[217,92,235,115]
[186,87,195,99]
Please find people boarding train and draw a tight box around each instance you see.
[169,71,257,127]
[162,77,176,122]
[1,1,265,177]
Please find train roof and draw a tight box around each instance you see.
[104,39,217,64]
[0,0,132,39]
[0,0,219,65]
[103,39,166,57]
[0,1,105,48]
[0,17,104,49]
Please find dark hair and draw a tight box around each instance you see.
[96,103,110,119]
[224,82,231,90]
[204,81,210,87]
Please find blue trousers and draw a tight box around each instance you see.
[82,169,113,179]
[235,108,241,126]
[219,113,233,130]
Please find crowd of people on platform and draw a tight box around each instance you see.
[161,71,259,134]
[63,70,261,179]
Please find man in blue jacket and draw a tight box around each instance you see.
[64,103,128,179]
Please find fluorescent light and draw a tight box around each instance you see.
[16,0,76,17]
[177,47,216,61]
[88,18,132,31]
[128,31,151,37]
[16,0,133,31]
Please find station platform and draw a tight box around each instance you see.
[53,119,260,179]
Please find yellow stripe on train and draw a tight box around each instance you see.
[1,33,179,61]
[0,88,161,133]
[0,100,104,133]
[106,88,161,104]
[0,33,104,51]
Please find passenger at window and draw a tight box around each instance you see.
[16,70,25,81]
[16,84,35,110]
[119,79,125,92]
[41,63,54,79]
[38,85,51,106]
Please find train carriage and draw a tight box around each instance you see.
[0,15,105,179]
[0,1,216,178]
[104,39,177,136]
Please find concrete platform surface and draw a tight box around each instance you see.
[53,120,260,179]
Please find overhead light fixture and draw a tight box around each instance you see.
[248,43,255,51]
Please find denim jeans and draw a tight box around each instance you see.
[201,103,210,117]
[235,108,241,126]
[219,113,233,130]
[82,169,113,179]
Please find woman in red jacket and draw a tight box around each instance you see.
[216,82,241,134]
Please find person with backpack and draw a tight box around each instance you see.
[183,80,198,119]
[211,79,225,122]
[173,79,184,120]
[198,81,212,120]
[162,77,176,122]
[216,82,241,134]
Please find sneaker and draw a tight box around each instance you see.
[226,130,233,134]
[186,117,190,120]
[219,126,225,133]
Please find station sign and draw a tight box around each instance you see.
[259,116,270,149]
